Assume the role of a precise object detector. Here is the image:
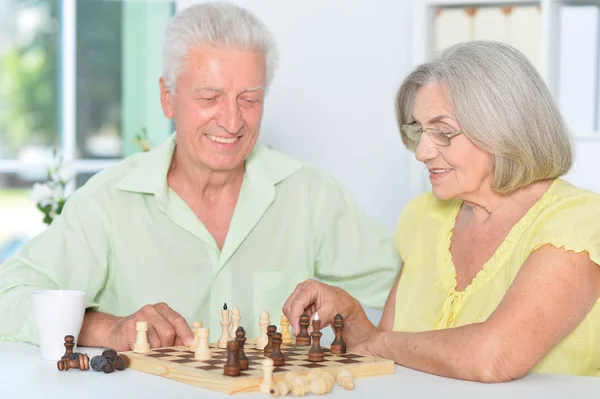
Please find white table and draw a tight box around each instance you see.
[1,340,598,399]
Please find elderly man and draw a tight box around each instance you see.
[0,2,400,350]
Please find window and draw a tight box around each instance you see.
[0,0,175,262]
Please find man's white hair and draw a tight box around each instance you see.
[162,2,279,92]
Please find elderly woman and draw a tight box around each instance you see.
[283,41,600,381]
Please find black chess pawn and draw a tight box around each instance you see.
[235,327,249,370]
[264,325,277,356]
[330,314,347,354]
[296,314,311,346]
[269,332,285,367]
[224,340,241,377]
[61,335,75,361]
[308,319,324,362]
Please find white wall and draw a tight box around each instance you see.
[177,0,416,230]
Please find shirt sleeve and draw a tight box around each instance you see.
[0,192,110,344]
[312,174,402,310]
[527,193,600,268]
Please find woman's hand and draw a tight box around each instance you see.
[282,279,377,347]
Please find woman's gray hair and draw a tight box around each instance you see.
[162,2,279,92]
[395,40,572,194]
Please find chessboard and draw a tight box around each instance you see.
[121,343,394,394]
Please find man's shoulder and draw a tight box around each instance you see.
[69,151,152,200]
[250,144,336,187]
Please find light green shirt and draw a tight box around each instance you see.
[0,134,401,343]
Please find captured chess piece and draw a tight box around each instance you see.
[57,352,90,371]
[336,368,355,390]
[280,314,293,344]
[259,357,274,394]
[235,327,249,370]
[61,335,75,361]
[134,321,150,353]
[295,314,311,346]
[330,313,347,354]
[264,325,277,356]
[308,317,324,362]
[219,303,233,349]
[224,340,241,377]
[269,332,285,367]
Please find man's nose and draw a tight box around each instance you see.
[216,99,243,134]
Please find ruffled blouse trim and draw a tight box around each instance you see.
[435,179,561,329]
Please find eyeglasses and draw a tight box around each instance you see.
[401,123,462,147]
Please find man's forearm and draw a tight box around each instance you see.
[77,310,120,347]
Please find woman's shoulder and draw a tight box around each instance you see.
[525,179,600,262]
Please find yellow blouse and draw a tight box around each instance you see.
[393,178,600,376]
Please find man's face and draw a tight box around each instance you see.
[160,46,266,173]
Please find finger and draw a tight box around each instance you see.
[145,324,163,348]
[285,280,320,335]
[155,303,194,346]
[140,305,176,347]
[174,336,185,347]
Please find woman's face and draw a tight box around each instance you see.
[412,83,495,201]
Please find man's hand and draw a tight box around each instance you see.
[78,303,194,351]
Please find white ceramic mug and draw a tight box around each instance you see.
[31,290,86,361]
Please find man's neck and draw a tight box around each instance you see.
[167,149,245,204]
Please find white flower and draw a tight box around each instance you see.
[50,183,64,200]
[53,164,74,183]
[30,182,53,205]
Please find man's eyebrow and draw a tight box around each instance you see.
[241,86,264,93]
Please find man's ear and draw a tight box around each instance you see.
[159,77,174,119]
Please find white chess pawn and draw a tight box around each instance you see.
[231,306,241,336]
[195,327,212,361]
[218,304,232,349]
[189,321,203,351]
[280,314,292,344]
[134,321,150,353]
[255,310,270,350]
[259,357,274,394]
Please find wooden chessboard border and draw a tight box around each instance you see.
[121,343,395,394]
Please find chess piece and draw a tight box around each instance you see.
[295,314,311,346]
[259,357,274,394]
[271,380,290,397]
[320,370,335,393]
[269,332,285,366]
[330,313,347,354]
[264,325,277,356]
[280,314,293,344]
[223,340,241,377]
[255,310,270,350]
[113,354,130,370]
[189,321,203,351]
[90,355,107,372]
[235,327,249,370]
[336,368,355,390]
[219,303,233,349]
[102,362,116,374]
[61,335,75,361]
[101,348,117,361]
[231,306,241,336]
[57,353,89,371]
[195,327,212,361]
[308,319,324,362]
[134,321,150,353]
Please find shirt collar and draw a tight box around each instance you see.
[114,133,303,207]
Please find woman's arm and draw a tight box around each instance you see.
[354,245,600,382]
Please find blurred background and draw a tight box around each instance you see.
[1,0,599,263]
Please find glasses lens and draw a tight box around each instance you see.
[429,131,451,146]
[402,124,421,141]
